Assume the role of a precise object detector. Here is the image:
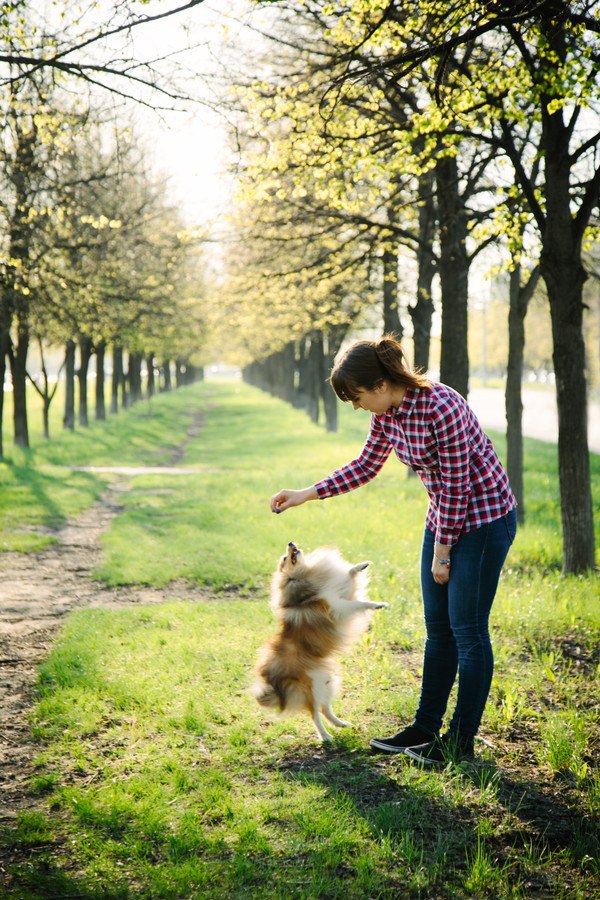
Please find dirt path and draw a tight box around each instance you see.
[0,412,218,824]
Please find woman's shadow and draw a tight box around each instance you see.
[274,738,597,875]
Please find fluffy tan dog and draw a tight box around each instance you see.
[252,541,387,742]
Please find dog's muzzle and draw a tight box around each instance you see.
[287,541,301,565]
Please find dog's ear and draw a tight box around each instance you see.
[349,561,370,575]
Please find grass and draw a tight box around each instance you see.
[0,379,599,898]
[0,382,202,552]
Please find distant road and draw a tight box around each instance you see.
[469,387,600,454]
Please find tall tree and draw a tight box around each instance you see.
[227,5,510,396]
[506,262,540,523]
[287,0,599,572]
[0,75,75,448]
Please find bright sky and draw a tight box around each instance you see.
[29,0,262,227]
[121,1,259,228]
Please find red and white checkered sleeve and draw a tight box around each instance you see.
[431,396,471,546]
[315,415,393,498]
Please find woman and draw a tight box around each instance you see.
[270,336,517,766]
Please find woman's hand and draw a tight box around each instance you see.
[432,543,451,585]
[270,486,318,514]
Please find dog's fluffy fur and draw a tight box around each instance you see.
[252,542,387,742]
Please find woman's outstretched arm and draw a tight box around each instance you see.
[270,486,319,514]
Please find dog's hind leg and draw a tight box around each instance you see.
[309,669,339,741]
[322,704,352,729]
[311,707,334,742]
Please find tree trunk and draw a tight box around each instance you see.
[161,360,172,391]
[42,398,50,440]
[382,241,403,337]
[505,266,525,524]
[410,169,437,371]
[33,338,59,440]
[11,318,29,448]
[267,354,277,397]
[6,121,36,449]
[175,359,185,388]
[95,340,106,421]
[306,332,324,424]
[146,354,155,397]
[121,351,129,409]
[275,344,295,401]
[78,336,93,427]
[322,376,337,431]
[128,352,143,403]
[505,264,539,525]
[540,103,595,573]
[63,340,76,430]
[321,326,346,432]
[111,345,123,413]
[294,339,309,409]
[0,330,8,458]
[436,155,469,397]
[544,263,594,572]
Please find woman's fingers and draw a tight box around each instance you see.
[270,486,314,513]
[270,490,290,513]
[431,560,451,585]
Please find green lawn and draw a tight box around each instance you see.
[0,381,202,552]
[1,380,599,898]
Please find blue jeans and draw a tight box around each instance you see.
[414,508,517,741]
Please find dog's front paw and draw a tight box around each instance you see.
[373,602,389,609]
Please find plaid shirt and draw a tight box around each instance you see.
[314,383,516,546]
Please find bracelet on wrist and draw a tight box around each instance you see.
[434,554,451,567]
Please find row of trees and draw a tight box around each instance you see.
[213,0,599,574]
[0,7,209,456]
[1,1,596,574]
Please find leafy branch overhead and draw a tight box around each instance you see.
[0,0,214,108]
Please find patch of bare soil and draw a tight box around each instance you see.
[0,412,222,829]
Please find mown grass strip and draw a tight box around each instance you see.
[0,383,205,552]
[0,379,598,898]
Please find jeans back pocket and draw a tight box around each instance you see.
[504,508,518,544]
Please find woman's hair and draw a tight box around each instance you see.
[329,335,431,402]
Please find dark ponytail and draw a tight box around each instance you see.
[329,334,431,403]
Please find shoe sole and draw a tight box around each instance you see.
[403,747,443,767]
[369,739,415,753]
[403,748,475,767]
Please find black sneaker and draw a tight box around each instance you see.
[403,733,475,768]
[369,725,437,754]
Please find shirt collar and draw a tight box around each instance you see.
[392,386,418,418]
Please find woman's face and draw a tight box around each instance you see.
[350,381,397,415]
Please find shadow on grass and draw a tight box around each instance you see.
[0,847,127,900]
[39,420,175,467]
[0,458,103,532]
[276,740,599,889]
[275,742,478,878]
[464,760,600,860]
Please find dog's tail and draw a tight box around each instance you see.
[251,679,282,709]
[251,668,307,712]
